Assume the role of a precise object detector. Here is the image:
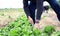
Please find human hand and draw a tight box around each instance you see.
[34,23,40,29]
[34,20,40,29]
[28,16,34,24]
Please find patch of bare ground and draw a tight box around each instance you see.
[0,12,22,28]
[39,9,60,31]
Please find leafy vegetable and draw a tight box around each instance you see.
[43,25,55,35]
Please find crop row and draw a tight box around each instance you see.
[0,15,60,36]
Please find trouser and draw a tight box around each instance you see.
[46,0,60,21]
[29,0,60,23]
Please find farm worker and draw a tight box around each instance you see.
[23,0,60,29]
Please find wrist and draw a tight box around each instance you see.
[35,20,40,23]
[27,16,30,19]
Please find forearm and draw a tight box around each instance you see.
[36,0,43,20]
[35,0,43,22]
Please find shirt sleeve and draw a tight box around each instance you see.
[36,0,43,20]
[23,0,30,17]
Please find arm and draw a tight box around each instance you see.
[23,0,34,24]
[34,0,44,29]
[23,0,30,17]
[35,0,43,23]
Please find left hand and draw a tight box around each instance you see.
[34,23,40,29]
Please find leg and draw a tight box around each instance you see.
[29,2,36,23]
[46,0,60,21]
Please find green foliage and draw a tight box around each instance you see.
[8,16,11,18]
[0,14,60,36]
[33,29,41,36]
[0,14,4,16]
[40,33,48,36]
[43,25,55,35]
[0,8,23,12]
[0,15,41,36]
[57,0,60,4]
[51,31,60,36]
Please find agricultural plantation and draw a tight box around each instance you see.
[0,8,60,36]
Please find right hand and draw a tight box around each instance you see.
[28,16,34,24]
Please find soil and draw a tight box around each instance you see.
[39,9,60,31]
[0,9,60,31]
[0,12,21,28]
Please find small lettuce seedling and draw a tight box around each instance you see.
[43,25,55,35]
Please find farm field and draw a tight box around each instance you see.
[0,8,24,27]
[0,8,60,36]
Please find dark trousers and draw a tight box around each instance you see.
[29,0,60,23]
[46,0,60,21]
